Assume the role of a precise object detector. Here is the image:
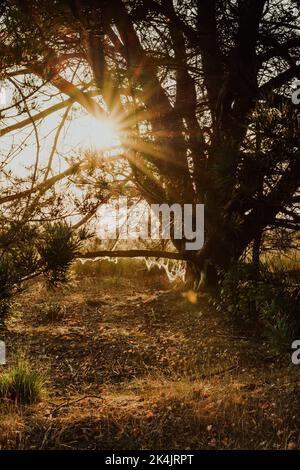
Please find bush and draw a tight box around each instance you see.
[0,243,38,328]
[0,220,85,326]
[37,301,66,322]
[213,262,300,350]
[0,356,45,404]
[261,284,300,350]
[212,262,261,326]
[38,222,82,287]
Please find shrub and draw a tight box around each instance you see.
[261,284,300,350]
[0,356,45,404]
[0,245,37,328]
[213,262,300,350]
[0,220,85,326]
[37,301,66,322]
[38,222,82,287]
[212,262,260,326]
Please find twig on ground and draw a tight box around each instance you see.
[51,395,104,415]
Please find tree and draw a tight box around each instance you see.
[0,0,299,288]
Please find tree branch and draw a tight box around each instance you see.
[259,65,300,95]
[78,249,191,261]
[0,163,80,205]
[0,91,99,138]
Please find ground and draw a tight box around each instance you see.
[0,275,300,450]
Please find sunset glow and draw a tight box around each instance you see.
[84,117,120,151]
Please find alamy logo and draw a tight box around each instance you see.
[0,340,6,365]
[97,198,204,251]
[292,80,300,105]
[291,340,300,365]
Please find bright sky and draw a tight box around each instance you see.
[0,83,121,180]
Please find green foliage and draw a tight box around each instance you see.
[0,220,85,326]
[0,222,40,327]
[212,263,259,325]
[37,301,66,322]
[0,356,45,404]
[0,255,19,317]
[213,262,300,350]
[38,222,82,287]
[262,284,300,351]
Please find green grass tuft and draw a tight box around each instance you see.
[0,356,45,404]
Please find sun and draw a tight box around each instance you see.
[85,117,120,150]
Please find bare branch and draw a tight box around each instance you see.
[78,249,191,261]
[0,163,80,206]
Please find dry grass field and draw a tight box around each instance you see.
[0,274,299,450]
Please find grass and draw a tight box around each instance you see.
[0,355,45,404]
[0,275,299,449]
[36,301,66,323]
[261,248,300,273]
